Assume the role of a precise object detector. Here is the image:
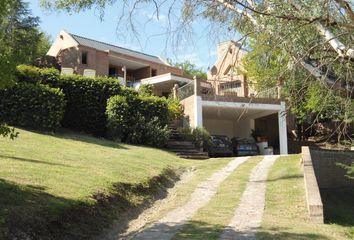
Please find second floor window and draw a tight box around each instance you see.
[81,52,88,64]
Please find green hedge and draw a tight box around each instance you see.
[16,65,138,136]
[106,95,170,146]
[0,83,66,131]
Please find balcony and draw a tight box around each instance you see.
[176,78,281,105]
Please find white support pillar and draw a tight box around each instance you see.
[278,101,288,155]
[194,95,203,127]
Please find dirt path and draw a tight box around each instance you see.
[131,157,250,240]
[220,155,279,240]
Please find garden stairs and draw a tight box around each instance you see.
[167,124,209,160]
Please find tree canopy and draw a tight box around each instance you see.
[168,59,207,79]
[0,0,50,138]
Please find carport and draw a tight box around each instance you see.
[192,95,288,154]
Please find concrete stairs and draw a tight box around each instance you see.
[167,125,209,160]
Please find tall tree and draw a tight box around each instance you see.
[0,0,49,138]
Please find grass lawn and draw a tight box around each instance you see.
[0,128,195,239]
[173,156,263,240]
[258,154,352,240]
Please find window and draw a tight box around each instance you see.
[151,69,157,76]
[219,81,242,95]
[81,52,88,64]
[109,67,116,76]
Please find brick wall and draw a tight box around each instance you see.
[310,148,354,188]
[59,46,109,76]
[59,46,182,78]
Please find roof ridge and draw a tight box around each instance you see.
[68,32,160,60]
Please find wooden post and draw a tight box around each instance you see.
[172,84,179,99]
[193,76,201,96]
[277,78,284,99]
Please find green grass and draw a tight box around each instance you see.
[0,128,194,239]
[173,156,263,240]
[258,154,351,240]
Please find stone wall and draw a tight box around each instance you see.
[310,148,354,188]
[302,146,324,223]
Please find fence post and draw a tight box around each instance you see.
[172,84,179,99]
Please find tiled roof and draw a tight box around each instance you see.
[69,33,167,65]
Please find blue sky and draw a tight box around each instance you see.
[28,0,240,71]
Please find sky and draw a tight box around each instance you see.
[28,0,240,71]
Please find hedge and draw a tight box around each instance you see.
[0,83,66,131]
[106,95,170,146]
[16,65,138,136]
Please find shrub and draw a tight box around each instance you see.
[177,127,211,151]
[16,65,60,84]
[166,97,184,121]
[106,95,170,147]
[138,84,154,96]
[192,127,212,151]
[15,65,138,136]
[0,83,65,131]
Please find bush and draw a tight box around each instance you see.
[138,84,154,96]
[15,65,138,136]
[192,127,212,151]
[177,127,211,151]
[166,97,184,121]
[0,83,65,131]
[16,65,60,84]
[106,95,170,147]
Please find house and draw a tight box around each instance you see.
[47,30,192,96]
[47,32,288,154]
[179,41,288,154]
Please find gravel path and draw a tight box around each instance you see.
[220,155,279,240]
[132,157,250,240]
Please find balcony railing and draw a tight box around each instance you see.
[177,81,194,100]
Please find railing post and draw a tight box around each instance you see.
[172,84,179,99]
[193,76,201,96]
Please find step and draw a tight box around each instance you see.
[167,145,196,150]
[170,149,200,153]
[178,154,209,160]
[176,152,209,157]
[167,140,194,146]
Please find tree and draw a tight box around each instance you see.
[168,59,207,79]
[0,0,49,138]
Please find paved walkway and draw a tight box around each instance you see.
[220,155,279,240]
[132,157,250,240]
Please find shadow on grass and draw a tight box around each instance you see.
[0,168,181,240]
[0,154,72,167]
[22,127,129,150]
[321,187,354,226]
[266,174,303,182]
[125,220,331,240]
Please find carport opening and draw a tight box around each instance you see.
[254,113,280,154]
[202,106,280,155]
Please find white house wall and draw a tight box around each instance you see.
[203,119,235,138]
